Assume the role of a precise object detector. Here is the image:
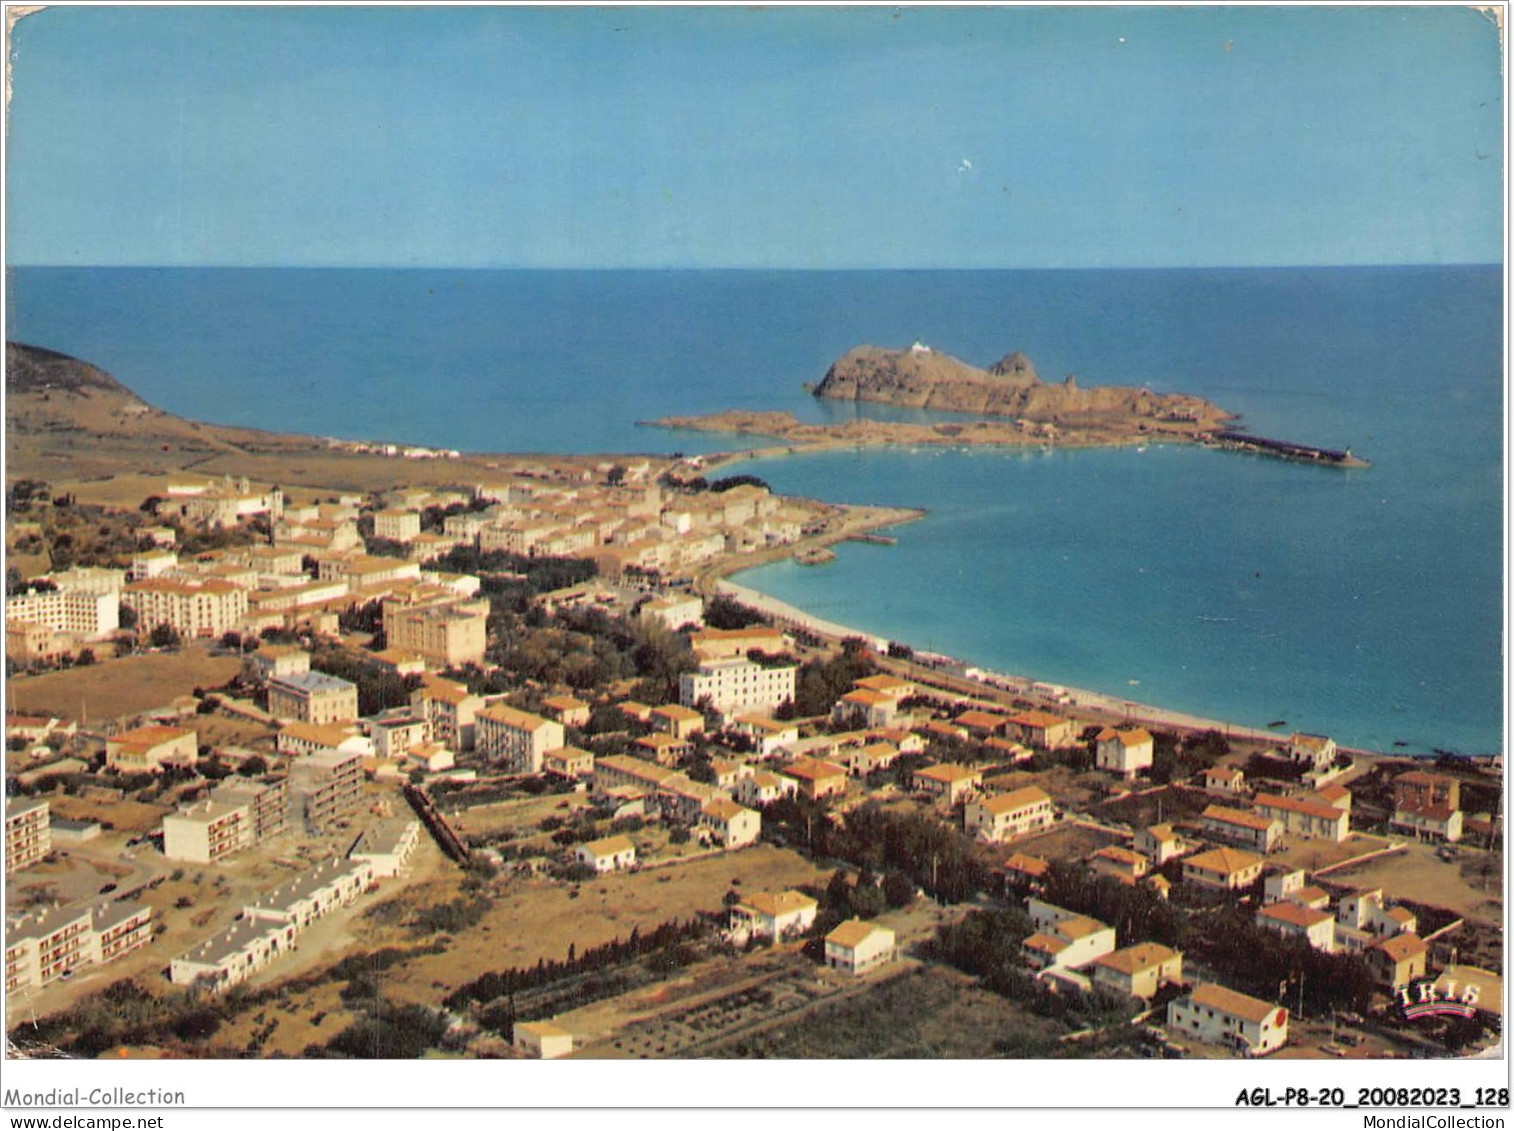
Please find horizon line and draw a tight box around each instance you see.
[5,261,1503,272]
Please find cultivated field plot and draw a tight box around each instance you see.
[721,964,1075,1058]
[6,644,240,723]
[578,955,852,1059]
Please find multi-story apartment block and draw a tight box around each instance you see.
[410,677,484,751]
[212,777,290,845]
[349,818,421,878]
[5,588,119,640]
[122,577,248,638]
[477,704,564,773]
[5,796,51,876]
[383,599,488,668]
[372,508,422,543]
[6,902,154,994]
[91,902,154,966]
[318,553,422,589]
[678,657,796,719]
[105,725,199,774]
[288,749,365,833]
[128,550,179,581]
[163,800,250,864]
[1254,792,1350,842]
[43,566,128,596]
[267,671,359,725]
[965,786,1053,841]
[5,904,94,991]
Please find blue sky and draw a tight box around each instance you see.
[5,5,1503,268]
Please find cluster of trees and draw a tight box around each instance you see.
[1149,729,1230,785]
[702,593,768,631]
[310,646,422,715]
[478,603,694,696]
[922,907,1147,1034]
[1037,859,1190,949]
[431,545,597,600]
[1185,905,1375,1016]
[763,796,990,903]
[776,643,878,719]
[675,473,771,494]
[444,917,709,1013]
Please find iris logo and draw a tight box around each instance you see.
[1397,978,1480,1020]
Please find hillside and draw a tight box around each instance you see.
[813,343,1232,428]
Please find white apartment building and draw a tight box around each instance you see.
[410,677,484,751]
[1254,792,1351,842]
[241,645,311,685]
[965,786,1055,843]
[349,819,421,878]
[1168,983,1289,1056]
[288,749,365,833]
[123,577,248,638]
[267,671,360,725]
[243,857,374,930]
[373,508,422,543]
[169,916,297,991]
[5,588,119,640]
[163,800,250,865]
[477,704,564,774]
[6,901,153,994]
[5,796,51,876]
[128,550,179,580]
[679,657,797,719]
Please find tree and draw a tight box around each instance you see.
[118,605,139,631]
[74,649,96,667]
[148,623,182,650]
[237,756,268,777]
[704,594,767,631]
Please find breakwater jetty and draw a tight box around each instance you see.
[1213,430,1371,469]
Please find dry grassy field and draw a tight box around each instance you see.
[6,644,239,723]
[379,843,829,1009]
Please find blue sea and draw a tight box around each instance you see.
[6,266,1504,754]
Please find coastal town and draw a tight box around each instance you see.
[3,440,1502,1061]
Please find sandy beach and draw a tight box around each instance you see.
[717,576,1314,751]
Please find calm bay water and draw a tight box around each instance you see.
[7,266,1503,752]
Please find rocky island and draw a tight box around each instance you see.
[650,341,1370,468]
[813,341,1233,430]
